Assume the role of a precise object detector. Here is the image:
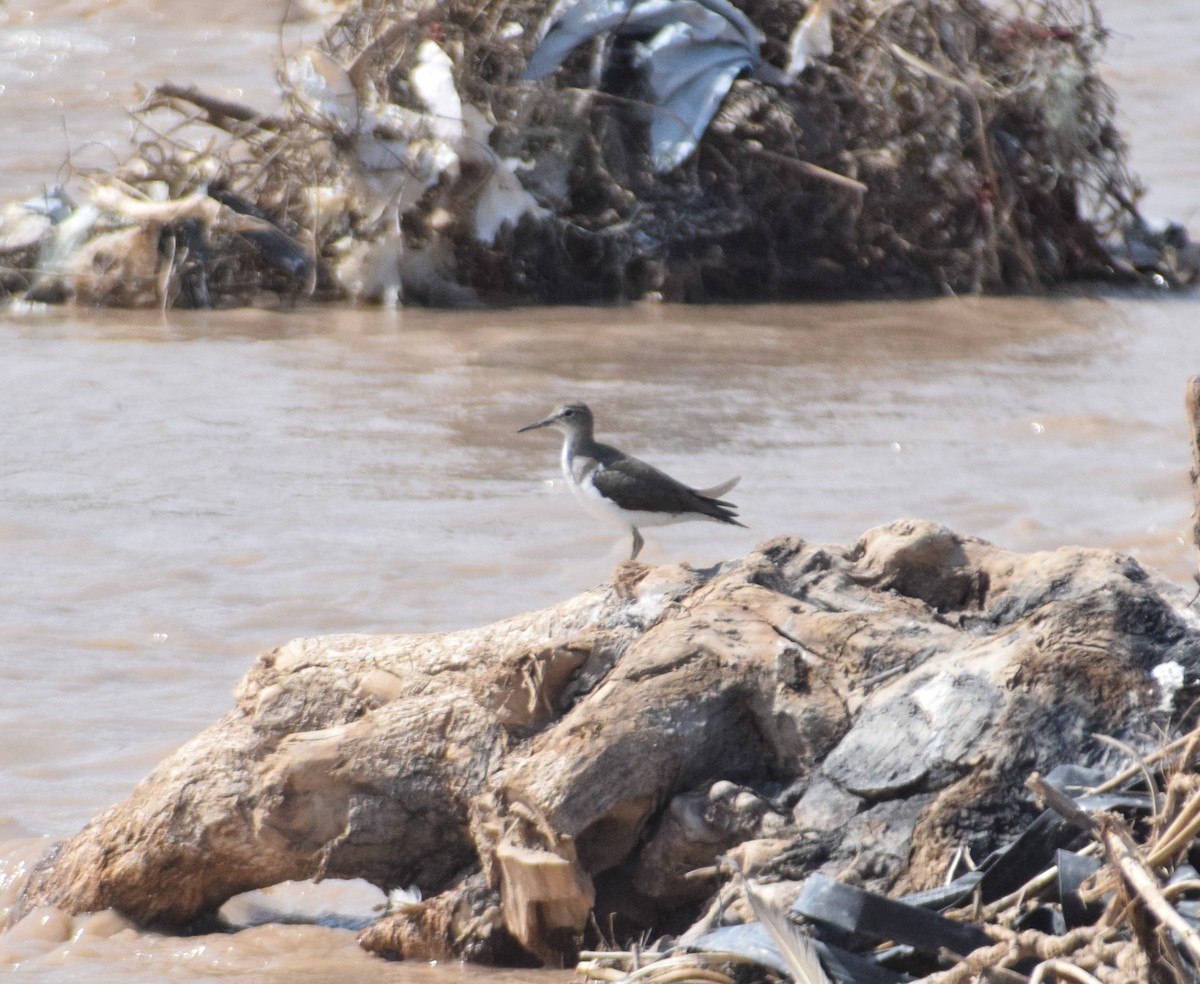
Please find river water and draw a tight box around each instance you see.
[1,0,1199,979]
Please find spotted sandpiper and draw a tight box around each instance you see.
[518,403,746,560]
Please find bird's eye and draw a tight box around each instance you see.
[562,409,574,417]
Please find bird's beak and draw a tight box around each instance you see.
[517,416,554,433]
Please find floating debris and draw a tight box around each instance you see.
[0,0,1193,307]
[522,0,779,172]
[783,0,832,81]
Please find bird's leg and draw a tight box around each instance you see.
[630,528,644,560]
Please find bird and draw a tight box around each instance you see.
[517,402,746,560]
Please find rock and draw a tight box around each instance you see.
[821,671,1003,798]
[793,775,862,835]
[17,520,1200,965]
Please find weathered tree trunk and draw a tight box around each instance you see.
[18,520,1200,965]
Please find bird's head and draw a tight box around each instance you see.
[518,402,594,437]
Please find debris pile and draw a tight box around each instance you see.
[0,0,1194,308]
[13,516,1200,979]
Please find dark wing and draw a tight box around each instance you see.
[591,445,745,526]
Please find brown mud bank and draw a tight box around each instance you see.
[1,0,1197,309]
[14,518,1200,978]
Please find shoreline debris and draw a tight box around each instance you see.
[577,747,1200,983]
[1,0,1196,308]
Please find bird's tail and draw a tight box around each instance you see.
[695,477,746,529]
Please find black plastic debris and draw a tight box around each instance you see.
[689,922,910,984]
[899,871,982,912]
[1012,903,1066,936]
[655,750,1200,984]
[792,874,991,958]
[974,808,1084,902]
[1170,865,1200,933]
[1057,849,1104,929]
[975,788,1152,903]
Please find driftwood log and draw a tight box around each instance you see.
[17,519,1200,964]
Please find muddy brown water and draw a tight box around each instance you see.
[2,0,1200,979]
